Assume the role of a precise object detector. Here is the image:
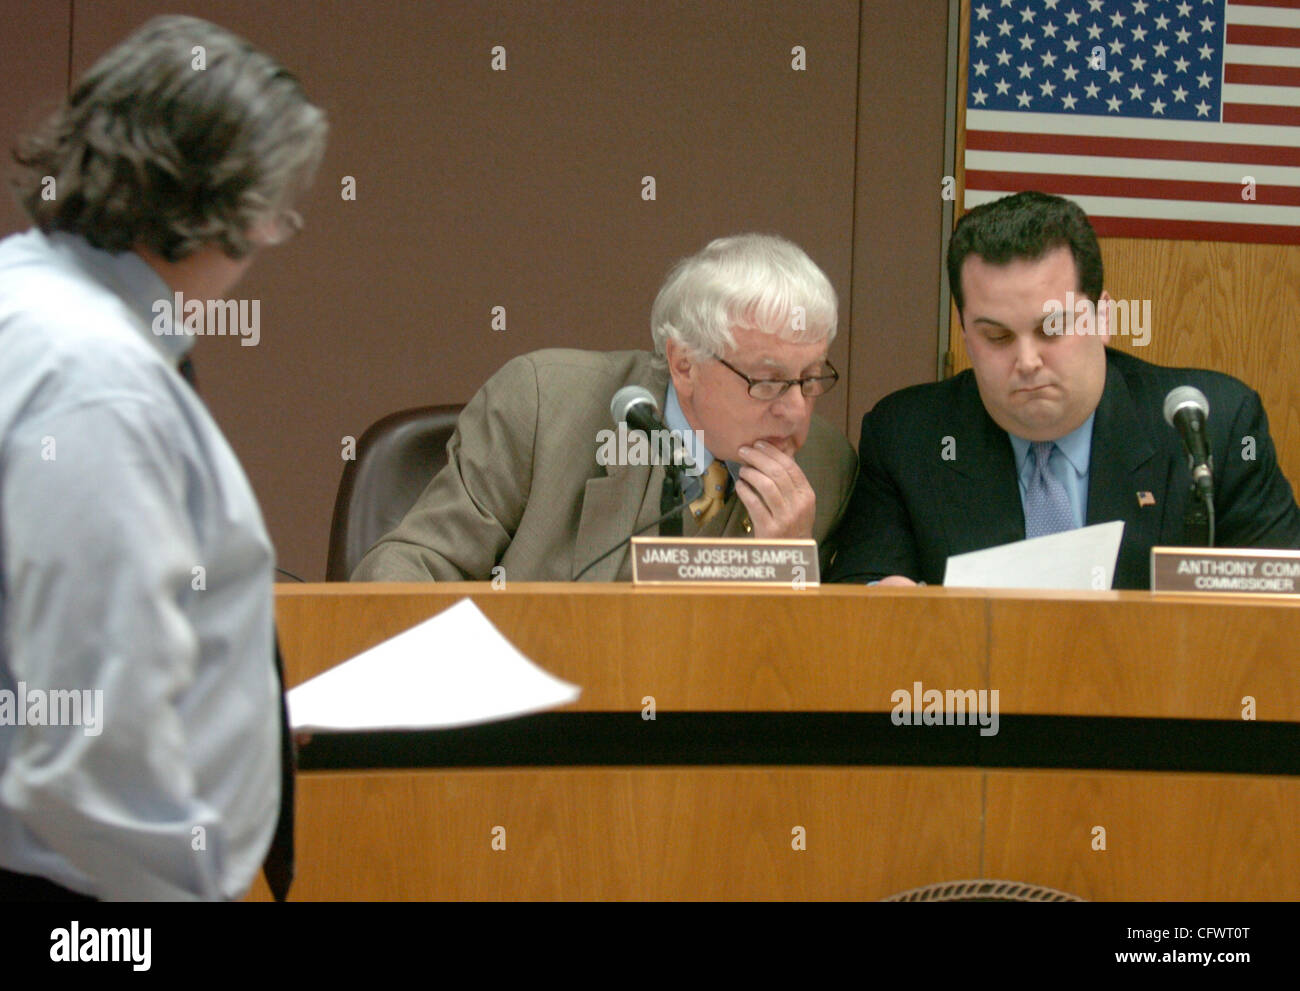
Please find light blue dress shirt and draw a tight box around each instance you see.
[0,230,279,899]
[1008,413,1096,531]
[664,382,736,500]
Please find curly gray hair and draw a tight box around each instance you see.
[11,15,327,261]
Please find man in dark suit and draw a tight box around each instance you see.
[828,191,1300,589]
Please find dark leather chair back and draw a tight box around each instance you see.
[326,405,464,581]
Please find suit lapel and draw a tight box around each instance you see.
[571,361,671,580]
[935,375,1025,554]
[572,460,662,579]
[1085,352,1168,547]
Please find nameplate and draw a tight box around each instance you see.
[1151,547,1300,597]
[631,537,819,586]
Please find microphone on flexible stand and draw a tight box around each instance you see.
[1163,386,1215,547]
[609,386,692,538]
[573,499,692,581]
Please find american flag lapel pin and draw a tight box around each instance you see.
[1137,491,1156,508]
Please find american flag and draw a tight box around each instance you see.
[963,0,1300,244]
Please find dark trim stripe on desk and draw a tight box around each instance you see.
[298,712,1300,776]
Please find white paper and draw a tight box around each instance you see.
[287,598,581,732]
[942,520,1125,590]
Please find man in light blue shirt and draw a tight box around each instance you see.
[0,15,325,900]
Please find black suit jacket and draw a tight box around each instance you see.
[827,348,1300,589]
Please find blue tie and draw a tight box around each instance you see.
[1024,441,1074,539]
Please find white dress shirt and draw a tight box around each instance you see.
[0,230,279,900]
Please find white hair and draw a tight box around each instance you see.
[650,233,838,360]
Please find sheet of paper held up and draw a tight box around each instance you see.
[942,520,1125,590]
[287,598,580,732]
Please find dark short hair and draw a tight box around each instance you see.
[11,15,327,262]
[946,191,1104,319]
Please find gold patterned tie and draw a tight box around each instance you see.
[689,461,730,526]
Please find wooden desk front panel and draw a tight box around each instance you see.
[247,766,1298,901]
[276,584,987,711]
[989,596,1300,719]
[277,584,1300,719]
[984,770,1300,901]
[253,586,1300,900]
[281,767,982,901]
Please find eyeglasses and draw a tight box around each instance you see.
[715,357,839,400]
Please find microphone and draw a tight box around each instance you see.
[609,385,701,473]
[606,385,692,543]
[610,386,666,435]
[1163,386,1214,498]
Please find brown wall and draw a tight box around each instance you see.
[0,2,70,235]
[0,0,952,580]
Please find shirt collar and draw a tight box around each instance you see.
[663,381,744,489]
[1008,411,1096,478]
[48,231,192,365]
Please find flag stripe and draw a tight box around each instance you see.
[963,189,1300,228]
[1224,64,1300,86]
[1225,24,1300,48]
[1227,2,1300,26]
[967,127,1300,168]
[967,110,1296,146]
[965,170,1300,207]
[1223,102,1300,125]
[1223,83,1300,104]
[967,149,1300,184]
[1084,217,1299,245]
[1234,0,1300,10]
[1224,44,1300,67]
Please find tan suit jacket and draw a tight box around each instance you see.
[352,349,857,581]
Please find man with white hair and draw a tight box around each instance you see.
[353,233,857,582]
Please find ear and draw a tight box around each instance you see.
[663,337,698,398]
[1096,291,1113,344]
